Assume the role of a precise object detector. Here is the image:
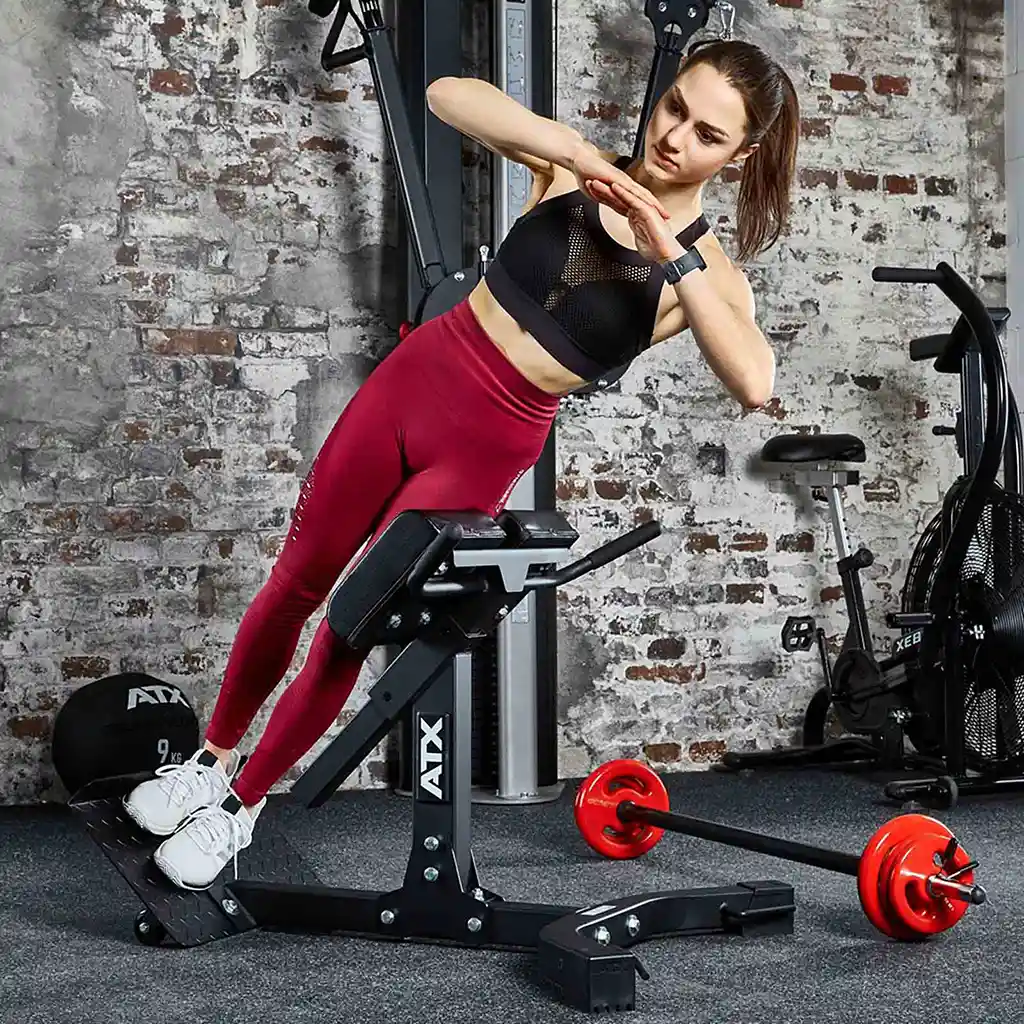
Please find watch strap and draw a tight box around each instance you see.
[660,247,706,283]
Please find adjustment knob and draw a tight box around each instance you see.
[853,547,874,569]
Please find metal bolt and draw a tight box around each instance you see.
[687,4,698,16]
[419,609,431,625]
[380,909,395,925]
[424,836,440,851]
[659,1,668,10]
[498,605,509,617]
[467,917,482,933]
[222,899,239,916]
[594,926,611,945]
[138,919,152,934]
[472,887,485,901]
[626,914,640,937]
[387,613,402,629]
[455,271,465,281]
[423,867,439,882]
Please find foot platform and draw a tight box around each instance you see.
[69,773,321,948]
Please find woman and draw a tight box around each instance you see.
[122,38,800,890]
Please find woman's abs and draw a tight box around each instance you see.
[467,279,589,396]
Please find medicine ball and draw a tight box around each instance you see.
[52,672,199,798]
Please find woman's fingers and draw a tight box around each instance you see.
[615,177,669,219]
[588,180,630,215]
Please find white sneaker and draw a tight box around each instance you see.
[153,792,267,891]
[123,748,241,837]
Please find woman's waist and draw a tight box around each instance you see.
[464,281,589,397]
[390,291,562,425]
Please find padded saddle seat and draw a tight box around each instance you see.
[760,433,866,464]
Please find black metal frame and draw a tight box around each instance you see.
[242,635,793,1015]
[310,1,561,799]
[71,508,795,1012]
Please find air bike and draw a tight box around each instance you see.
[721,262,1024,810]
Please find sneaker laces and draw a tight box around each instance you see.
[180,804,252,881]
[155,755,226,808]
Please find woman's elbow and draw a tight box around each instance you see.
[743,349,776,409]
[739,367,776,410]
[425,76,454,111]
[740,387,773,410]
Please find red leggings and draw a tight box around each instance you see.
[205,299,560,805]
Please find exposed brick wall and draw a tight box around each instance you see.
[0,0,1007,803]
[0,0,397,802]
[552,0,1005,777]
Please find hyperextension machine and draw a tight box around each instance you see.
[72,508,795,1012]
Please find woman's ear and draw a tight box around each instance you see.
[733,142,759,165]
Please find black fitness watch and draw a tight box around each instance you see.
[660,247,706,284]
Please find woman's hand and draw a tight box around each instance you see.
[569,146,671,222]
[588,180,685,264]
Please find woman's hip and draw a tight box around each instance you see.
[382,298,560,442]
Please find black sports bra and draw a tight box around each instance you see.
[484,155,710,381]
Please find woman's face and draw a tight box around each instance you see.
[642,63,755,185]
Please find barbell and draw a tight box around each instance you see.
[574,759,986,941]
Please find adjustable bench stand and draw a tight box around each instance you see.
[71,509,795,1013]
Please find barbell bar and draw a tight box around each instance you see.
[574,759,986,940]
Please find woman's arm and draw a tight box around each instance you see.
[426,76,588,174]
[673,266,775,410]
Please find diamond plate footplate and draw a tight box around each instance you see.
[69,773,322,947]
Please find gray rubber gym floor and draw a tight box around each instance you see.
[0,767,1017,1024]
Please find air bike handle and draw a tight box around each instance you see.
[872,267,944,285]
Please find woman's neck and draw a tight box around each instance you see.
[625,157,705,225]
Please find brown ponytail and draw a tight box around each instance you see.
[681,40,800,262]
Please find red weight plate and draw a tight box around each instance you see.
[857,813,971,940]
[879,832,973,937]
[574,759,669,859]
[858,816,937,939]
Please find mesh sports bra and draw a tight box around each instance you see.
[484,155,710,382]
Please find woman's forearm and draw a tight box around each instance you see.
[670,269,775,409]
[426,76,588,169]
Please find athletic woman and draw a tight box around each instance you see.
[122,39,800,890]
